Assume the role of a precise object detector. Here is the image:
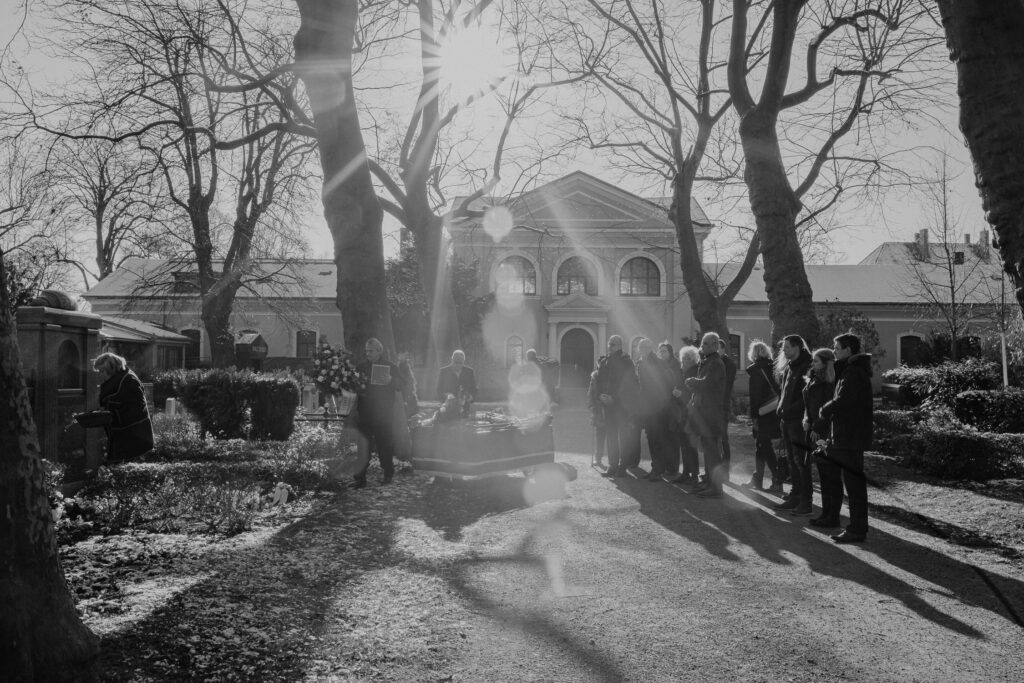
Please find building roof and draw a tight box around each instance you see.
[859,241,996,266]
[450,170,712,232]
[84,258,338,300]
[714,262,1006,306]
[99,316,191,343]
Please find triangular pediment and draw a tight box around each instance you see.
[509,171,673,230]
[544,290,608,312]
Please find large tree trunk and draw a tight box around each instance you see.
[672,174,729,339]
[938,0,1024,313]
[202,280,241,368]
[0,253,100,682]
[738,109,821,344]
[293,0,394,355]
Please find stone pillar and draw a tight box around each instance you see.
[548,322,558,358]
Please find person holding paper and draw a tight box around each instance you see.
[437,349,476,417]
[352,338,407,489]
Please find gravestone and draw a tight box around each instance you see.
[16,300,103,479]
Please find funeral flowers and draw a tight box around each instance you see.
[311,341,364,395]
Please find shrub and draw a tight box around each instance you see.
[882,358,1000,409]
[154,368,300,440]
[248,373,300,441]
[897,423,1024,480]
[872,409,922,453]
[953,389,1024,433]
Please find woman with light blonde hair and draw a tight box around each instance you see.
[91,351,153,462]
[669,345,702,484]
[743,340,782,491]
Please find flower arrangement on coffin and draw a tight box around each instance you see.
[311,341,365,413]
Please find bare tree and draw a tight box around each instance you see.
[32,0,321,365]
[550,0,756,338]
[293,0,396,355]
[47,137,171,287]
[936,0,1024,317]
[899,152,994,360]
[727,0,942,342]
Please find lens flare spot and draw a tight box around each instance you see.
[507,361,550,418]
[483,205,514,242]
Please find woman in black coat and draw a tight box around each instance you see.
[93,352,154,462]
[670,345,702,484]
[802,348,836,525]
[744,341,782,491]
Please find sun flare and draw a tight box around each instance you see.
[437,24,515,101]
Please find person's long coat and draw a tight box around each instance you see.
[98,368,154,461]
[686,352,726,438]
[746,358,782,440]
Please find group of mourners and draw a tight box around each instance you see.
[588,331,874,544]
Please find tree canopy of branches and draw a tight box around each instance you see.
[937,0,1024,317]
[555,0,757,338]
[31,0,319,366]
[727,0,941,342]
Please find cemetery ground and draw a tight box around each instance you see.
[56,409,1024,682]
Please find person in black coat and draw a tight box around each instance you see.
[596,335,636,477]
[743,341,782,491]
[437,349,476,417]
[636,338,673,480]
[774,335,813,514]
[93,352,153,462]
[684,332,727,497]
[670,345,702,484]
[352,338,408,488]
[819,333,874,543]
[802,348,836,524]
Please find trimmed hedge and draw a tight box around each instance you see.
[898,424,1024,480]
[873,409,922,452]
[154,368,299,440]
[882,359,1000,409]
[954,389,1024,434]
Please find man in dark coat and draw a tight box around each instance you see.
[437,349,476,417]
[635,338,673,479]
[819,333,874,543]
[718,338,737,467]
[685,332,727,497]
[353,338,407,489]
[596,335,636,477]
[774,335,813,514]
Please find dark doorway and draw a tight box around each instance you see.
[559,328,594,389]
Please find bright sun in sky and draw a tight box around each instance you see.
[437,24,516,102]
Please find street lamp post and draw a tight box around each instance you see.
[993,273,1009,387]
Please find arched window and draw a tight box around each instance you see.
[619,257,661,296]
[556,256,597,296]
[506,336,524,368]
[180,329,201,368]
[496,256,536,295]
[58,340,81,389]
[296,330,317,358]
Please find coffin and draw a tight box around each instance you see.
[411,415,554,477]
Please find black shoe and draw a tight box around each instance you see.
[350,479,366,490]
[670,474,689,484]
[601,468,619,478]
[646,472,663,481]
[810,517,840,527]
[380,475,393,485]
[766,482,784,494]
[773,499,799,510]
[832,530,866,544]
[697,489,723,499]
[741,478,764,490]
[790,504,813,516]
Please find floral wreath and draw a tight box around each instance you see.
[311,340,365,395]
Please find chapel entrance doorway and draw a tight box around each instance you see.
[559,328,594,390]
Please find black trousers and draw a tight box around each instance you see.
[355,417,396,481]
[603,410,626,471]
[753,434,779,483]
[781,420,812,506]
[821,447,868,534]
[700,436,724,492]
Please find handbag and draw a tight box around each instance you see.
[757,370,780,416]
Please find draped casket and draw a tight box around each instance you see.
[411,414,554,477]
